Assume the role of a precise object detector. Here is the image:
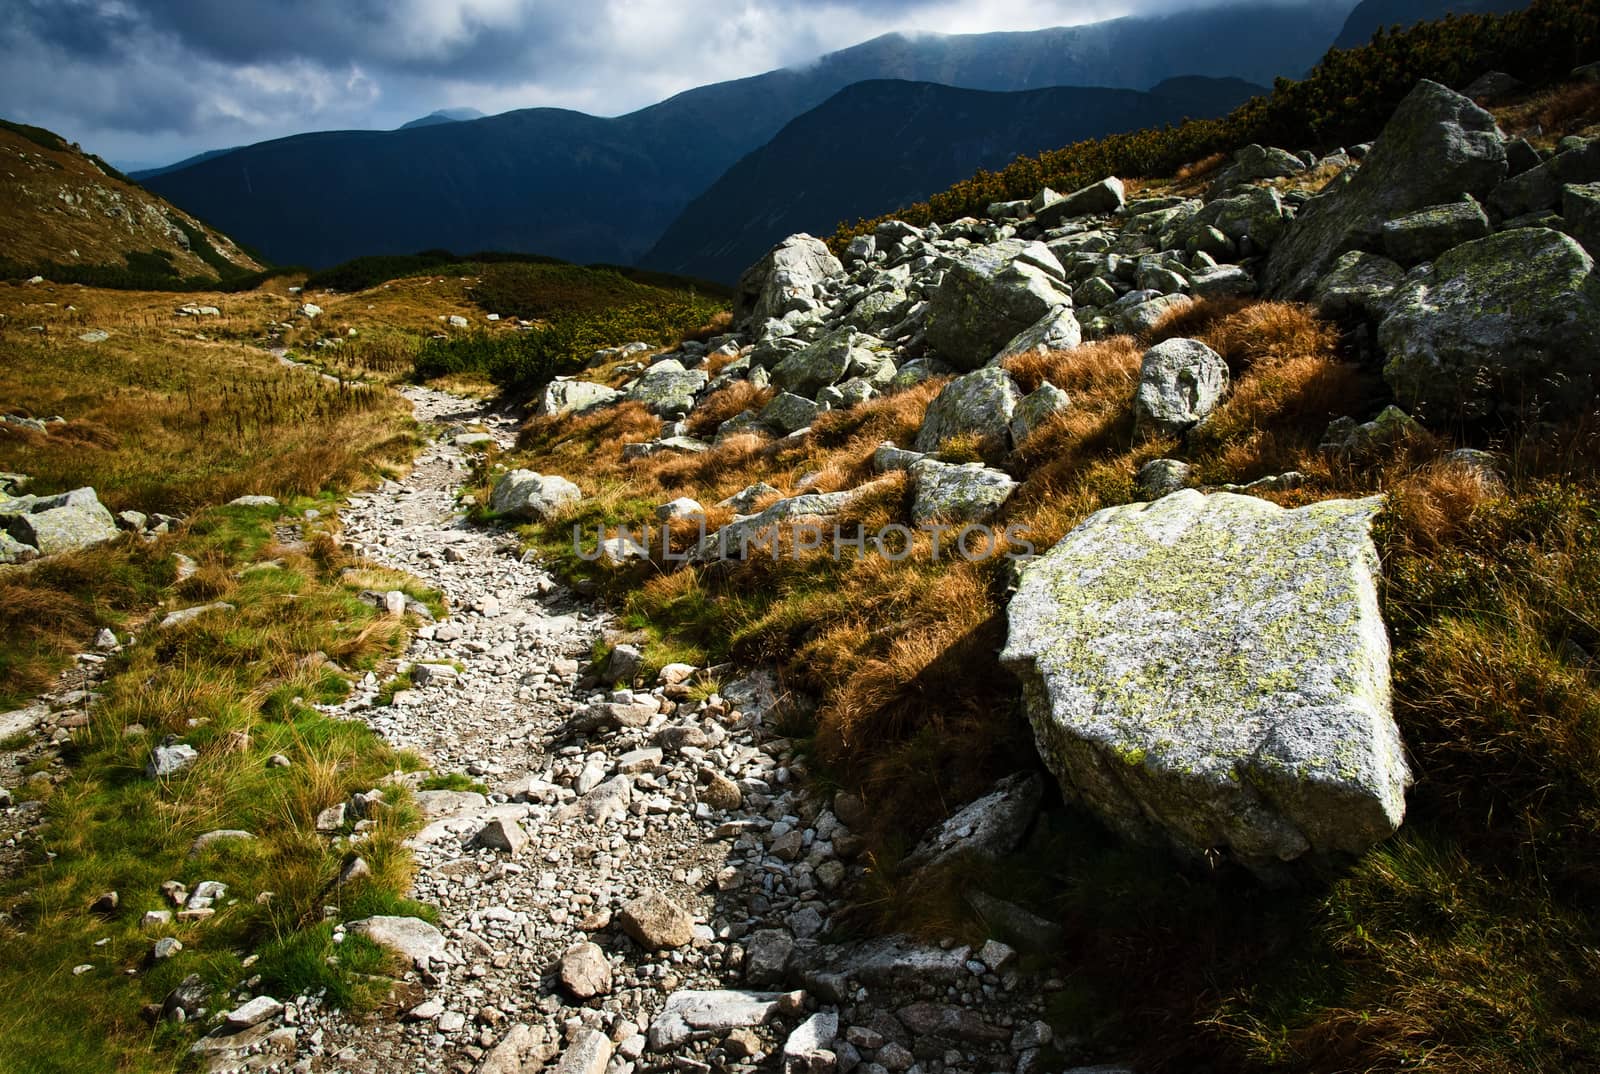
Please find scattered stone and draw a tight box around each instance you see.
[146,741,199,778]
[558,941,613,999]
[473,817,529,856]
[618,890,695,950]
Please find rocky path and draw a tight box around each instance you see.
[216,384,1058,1074]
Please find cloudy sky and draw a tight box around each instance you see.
[3,0,1300,169]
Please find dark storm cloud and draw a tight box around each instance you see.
[0,0,1331,166]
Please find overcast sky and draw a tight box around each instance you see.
[2,0,1305,168]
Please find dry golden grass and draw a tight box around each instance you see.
[685,381,774,440]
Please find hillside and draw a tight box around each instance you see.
[140,3,1355,270]
[0,121,262,283]
[1335,0,1533,47]
[642,77,1263,284]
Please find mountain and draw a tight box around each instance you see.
[142,3,1356,270]
[399,108,486,130]
[642,77,1265,284]
[128,147,243,182]
[1333,0,1533,48]
[0,119,262,282]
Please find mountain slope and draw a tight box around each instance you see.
[0,120,262,282]
[142,3,1354,269]
[1334,0,1533,47]
[642,78,1263,283]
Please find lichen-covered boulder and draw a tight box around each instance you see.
[1320,406,1424,464]
[841,288,912,335]
[625,361,708,418]
[1208,144,1307,195]
[1001,491,1408,870]
[733,234,842,331]
[1189,186,1288,251]
[1008,382,1071,447]
[1034,177,1125,227]
[489,470,582,521]
[693,492,854,562]
[1564,180,1600,258]
[537,379,622,418]
[908,459,1019,524]
[1313,250,1405,320]
[1379,198,1491,265]
[1379,228,1600,421]
[1133,338,1229,440]
[757,392,819,435]
[771,328,887,398]
[2,487,119,557]
[1489,139,1600,218]
[1135,458,1194,500]
[0,532,38,564]
[1263,80,1507,299]
[993,307,1082,365]
[925,247,1073,371]
[913,367,1024,454]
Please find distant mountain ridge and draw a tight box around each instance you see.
[141,2,1356,270]
[642,77,1264,283]
[400,108,486,130]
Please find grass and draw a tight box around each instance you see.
[0,281,440,1072]
[489,291,1600,1071]
[0,500,436,1073]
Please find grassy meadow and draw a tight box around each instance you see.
[0,279,439,1072]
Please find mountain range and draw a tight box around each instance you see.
[135,0,1529,281]
[641,77,1263,283]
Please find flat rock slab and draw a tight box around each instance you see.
[648,990,782,1051]
[1001,490,1408,870]
[347,915,452,968]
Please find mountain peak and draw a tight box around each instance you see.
[399,108,486,130]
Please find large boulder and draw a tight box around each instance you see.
[1564,180,1600,259]
[625,361,708,418]
[2,487,119,556]
[771,328,887,398]
[1379,198,1491,265]
[1001,491,1408,870]
[925,247,1073,371]
[993,307,1082,365]
[489,470,582,521]
[913,367,1024,454]
[908,459,1019,524]
[537,379,622,418]
[1379,228,1600,421]
[734,235,843,331]
[1034,177,1125,227]
[1133,338,1229,440]
[1488,139,1600,219]
[1208,144,1306,194]
[694,492,854,562]
[1312,250,1406,321]
[1263,80,1507,299]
